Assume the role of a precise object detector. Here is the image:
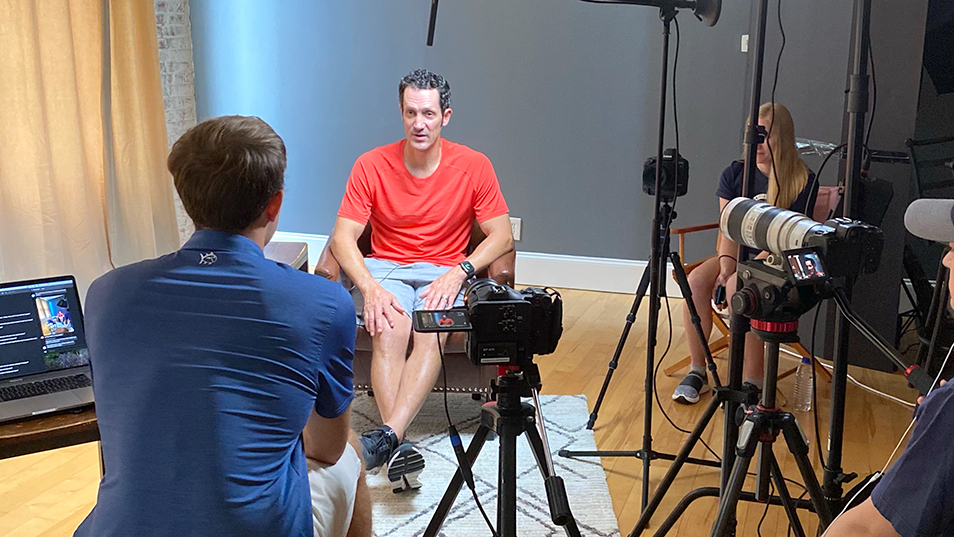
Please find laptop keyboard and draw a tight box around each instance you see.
[0,374,92,402]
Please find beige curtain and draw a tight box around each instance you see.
[0,0,179,296]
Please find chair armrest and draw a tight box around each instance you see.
[671,222,719,235]
[314,241,341,281]
[486,249,516,288]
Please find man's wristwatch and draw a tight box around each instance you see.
[458,260,476,279]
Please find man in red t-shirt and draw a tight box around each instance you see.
[330,69,514,492]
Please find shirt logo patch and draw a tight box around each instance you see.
[199,252,218,265]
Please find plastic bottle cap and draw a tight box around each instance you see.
[801,356,812,364]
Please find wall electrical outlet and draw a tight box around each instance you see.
[510,217,522,241]
[741,34,749,52]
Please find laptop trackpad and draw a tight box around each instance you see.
[25,392,84,416]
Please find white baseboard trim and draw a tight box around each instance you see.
[272,230,677,295]
[515,251,680,295]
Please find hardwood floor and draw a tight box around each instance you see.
[0,288,921,536]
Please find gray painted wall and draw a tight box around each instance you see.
[189,0,896,265]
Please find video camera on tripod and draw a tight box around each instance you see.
[416,280,579,537]
[413,278,563,366]
[719,197,883,323]
[719,197,936,395]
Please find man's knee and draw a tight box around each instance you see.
[370,315,412,357]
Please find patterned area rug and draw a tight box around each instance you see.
[350,393,620,537]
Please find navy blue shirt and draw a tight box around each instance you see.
[716,160,818,257]
[75,231,355,537]
[871,381,953,537]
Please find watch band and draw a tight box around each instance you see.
[459,260,476,278]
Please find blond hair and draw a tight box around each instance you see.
[743,103,809,209]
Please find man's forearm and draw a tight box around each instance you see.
[330,235,377,292]
[465,229,514,274]
[303,408,351,465]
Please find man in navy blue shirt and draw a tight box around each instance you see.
[75,116,370,537]
[823,198,954,537]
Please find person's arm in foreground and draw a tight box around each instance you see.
[419,213,514,310]
[823,498,901,537]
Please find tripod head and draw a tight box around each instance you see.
[731,257,937,396]
[491,364,543,404]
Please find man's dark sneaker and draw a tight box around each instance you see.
[387,440,425,493]
[359,425,399,472]
[672,371,710,404]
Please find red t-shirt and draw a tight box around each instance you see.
[337,139,509,266]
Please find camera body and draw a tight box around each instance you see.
[801,217,883,279]
[732,219,883,324]
[642,148,689,201]
[464,279,563,366]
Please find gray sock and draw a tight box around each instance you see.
[744,376,764,390]
[690,364,707,379]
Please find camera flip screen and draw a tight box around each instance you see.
[785,248,827,282]
[412,309,472,332]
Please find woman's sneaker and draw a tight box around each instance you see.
[672,371,710,404]
[358,425,399,473]
[387,440,425,493]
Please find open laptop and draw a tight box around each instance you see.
[0,275,94,422]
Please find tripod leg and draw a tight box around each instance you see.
[711,449,753,537]
[768,451,808,537]
[424,424,491,537]
[498,416,522,537]
[524,424,582,537]
[780,414,834,527]
[712,410,764,537]
[629,395,721,537]
[587,263,651,429]
[670,251,722,387]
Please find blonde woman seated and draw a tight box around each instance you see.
[673,103,818,404]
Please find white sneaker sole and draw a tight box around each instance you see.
[672,383,710,405]
[388,446,425,493]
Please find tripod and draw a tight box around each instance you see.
[564,201,724,475]
[710,319,833,537]
[424,365,581,537]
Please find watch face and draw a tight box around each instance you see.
[461,261,475,276]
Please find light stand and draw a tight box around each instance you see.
[824,0,872,511]
[568,0,722,513]
[624,1,777,534]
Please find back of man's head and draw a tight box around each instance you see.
[168,115,286,232]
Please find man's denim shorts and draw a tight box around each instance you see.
[351,258,465,326]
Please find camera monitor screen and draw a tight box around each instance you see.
[785,248,827,281]
[412,309,472,333]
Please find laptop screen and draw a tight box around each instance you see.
[0,276,89,380]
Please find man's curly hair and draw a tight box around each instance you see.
[398,69,451,112]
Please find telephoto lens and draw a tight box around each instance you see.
[720,197,825,255]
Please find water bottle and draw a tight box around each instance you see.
[793,356,813,412]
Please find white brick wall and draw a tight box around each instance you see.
[154,0,196,245]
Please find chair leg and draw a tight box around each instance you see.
[664,356,694,377]
[663,336,729,377]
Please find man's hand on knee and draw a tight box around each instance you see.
[418,268,466,310]
[361,283,406,334]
